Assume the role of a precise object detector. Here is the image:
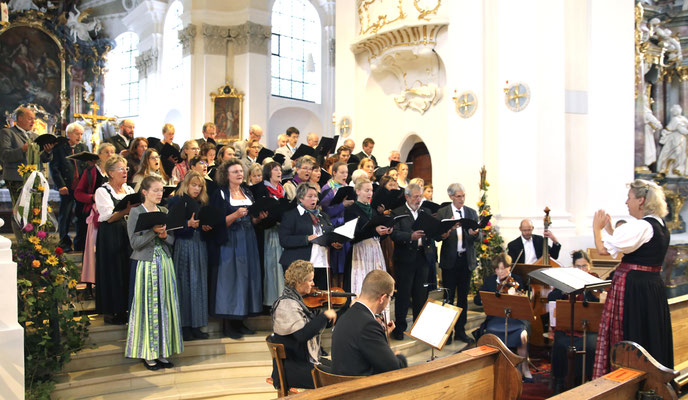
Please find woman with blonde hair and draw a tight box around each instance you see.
[166,171,212,341]
[132,148,173,191]
[172,140,200,183]
[592,179,672,378]
[270,260,337,389]
[358,158,375,182]
[245,162,263,185]
[396,162,409,188]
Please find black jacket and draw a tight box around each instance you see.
[106,134,130,154]
[434,205,479,271]
[278,207,333,269]
[49,142,89,189]
[507,234,561,264]
[390,204,437,266]
[354,151,377,167]
[331,302,407,376]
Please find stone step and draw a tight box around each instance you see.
[80,376,277,400]
[52,352,275,399]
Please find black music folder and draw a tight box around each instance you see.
[113,193,143,212]
[67,151,99,162]
[290,144,317,160]
[34,134,69,147]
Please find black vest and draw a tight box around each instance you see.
[621,217,670,267]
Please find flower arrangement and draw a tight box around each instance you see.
[471,166,506,293]
[13,159,88,397]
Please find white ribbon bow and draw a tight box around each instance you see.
[13,170,50,228]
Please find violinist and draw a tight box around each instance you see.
[547,250,600,393]
[507,219,561,264]
[474,253,533,382]
[270,260,339,390]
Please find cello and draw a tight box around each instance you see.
[530,206,562,346]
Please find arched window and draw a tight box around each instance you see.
[104,32,139,118]
[271,0,321,103]
[162,1,184,96]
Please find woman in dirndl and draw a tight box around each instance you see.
[125,175,183,370]
[591,179,673,378]
[344,178,392,295]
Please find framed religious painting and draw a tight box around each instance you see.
[0,21,67,128]
[210,82,244,144]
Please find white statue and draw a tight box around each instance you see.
[65,7,102,42]
[644,99,662,166]
[650,18,682,65]
[394,83,442,115]
[657,104,688,176]
[7,0,39,12]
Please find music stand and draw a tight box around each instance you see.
[479,292,535,347]
[555,300,604,385]
[407,299,461,361]
[529,267,611,389]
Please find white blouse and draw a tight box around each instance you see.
[94,183,136,222]
[601,215,664,258]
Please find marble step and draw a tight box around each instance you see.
[80,376,277,400]
[85,315,274,345]
[52,352,275,399]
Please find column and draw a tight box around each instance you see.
[0,221,23,399]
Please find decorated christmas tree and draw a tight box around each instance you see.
[471,166,505,293]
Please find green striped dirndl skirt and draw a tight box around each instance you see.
[125,242,184,360]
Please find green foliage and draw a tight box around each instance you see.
[470,167,506,293]
[14,165,89,397]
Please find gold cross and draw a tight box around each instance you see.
[458,94,474,114]
[73,101,115,128]
[509,86,527,107]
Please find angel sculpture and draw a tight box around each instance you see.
[63,6,102,42]
[7,0,39,12]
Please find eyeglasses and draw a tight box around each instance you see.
[150,155,160,160]
[197,162,208,166]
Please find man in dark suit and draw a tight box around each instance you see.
[354,137,377,167]
[390,183,436,340]
[435,183,479,344]
[49,123,89,252]
[0,107,54,236]
[331,270,407,376]
[195,122,217,147]
[507,219,561,264]
[106,119,134,154]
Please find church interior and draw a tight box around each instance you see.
[1,0,688,399]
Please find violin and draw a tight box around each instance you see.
[302,286,356,308]
[496,275,521,294]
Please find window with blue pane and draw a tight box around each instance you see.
[270,0,321,103]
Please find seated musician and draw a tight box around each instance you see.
[547,250,600,393]
[507,219,561,264]
[474,253,533,381]
[331,270,408,376]
[271,260,338,390]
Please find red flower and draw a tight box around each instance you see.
[483,239,489,244]
[55,247,63,256]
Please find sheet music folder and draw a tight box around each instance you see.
[528,267,611,294]
[407,299,461,350]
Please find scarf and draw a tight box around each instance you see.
[264,180,284,199]
[328,179,343,191]
[272,286,320,363]
[292,175,304,186]
[302,204,320,226]
[356,201,372,219]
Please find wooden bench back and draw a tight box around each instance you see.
[266,334,288,398]
[311,364,363,388]
[669,294,688,388]
[283,334,523,400]
[548,341,678,400]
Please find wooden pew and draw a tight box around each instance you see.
[548,341,678,400]
[669,294,688,389]
[283,334,523,400]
